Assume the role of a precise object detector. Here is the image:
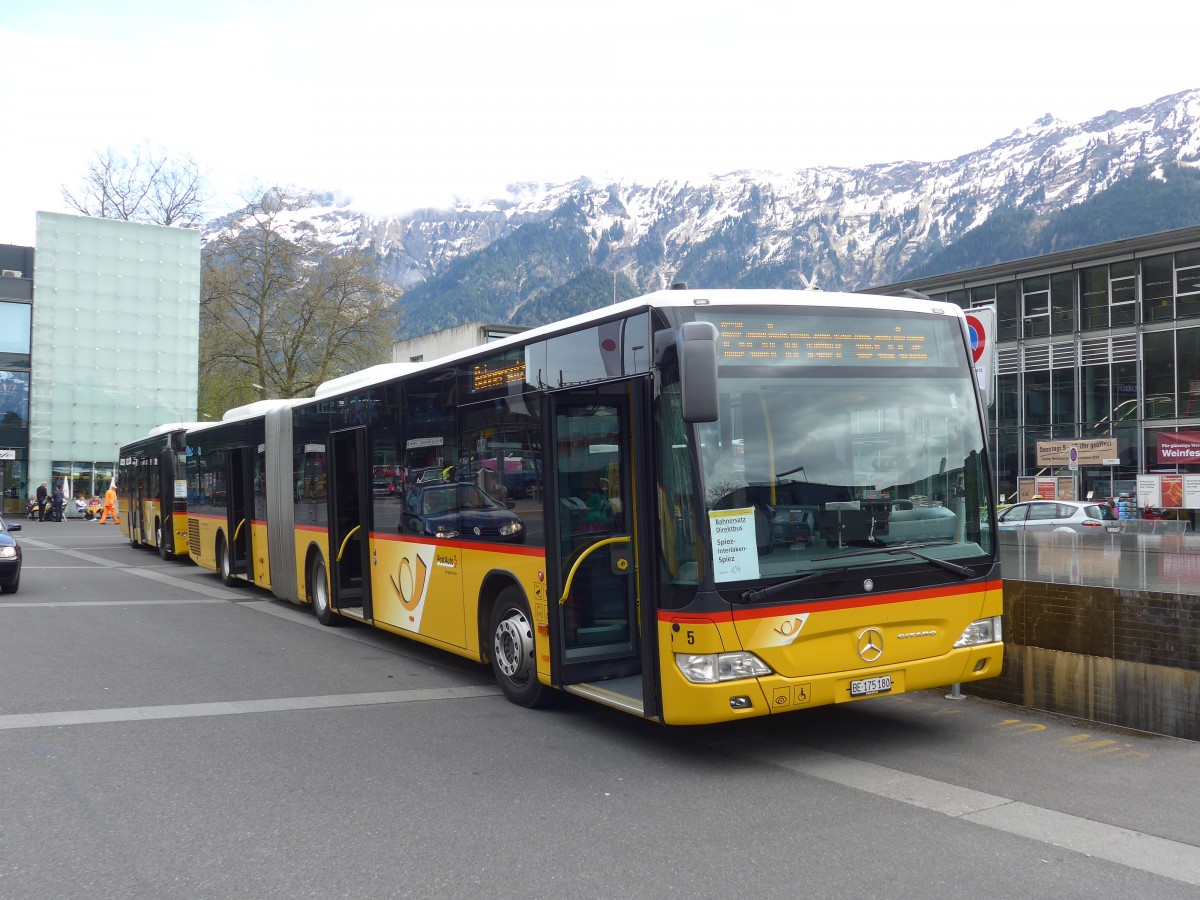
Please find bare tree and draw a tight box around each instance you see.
[199,187,400,411]
[62,143,209,228]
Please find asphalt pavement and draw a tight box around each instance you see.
[3,520,1199,899]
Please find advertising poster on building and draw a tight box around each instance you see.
[1161,475,1184,509]
[1137,475,1161,508]
[1035,438,1118,466]
[1137,474,1200,510]
[1186,476,1200,510]
[1017,476,1075,502]
[1156,431,1200,464]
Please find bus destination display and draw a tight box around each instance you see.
[709,314,953,367]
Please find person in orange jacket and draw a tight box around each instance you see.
[99,484,120,524]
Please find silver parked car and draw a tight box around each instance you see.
[996,500,1118,534]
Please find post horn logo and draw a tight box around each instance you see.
[391,553,429,612]
[857,628,884,662]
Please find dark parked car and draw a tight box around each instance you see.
[0,515,22,594]
[400,482,525,543]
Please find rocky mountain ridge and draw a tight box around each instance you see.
[202,88,1200,336]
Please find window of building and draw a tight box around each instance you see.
[1113,361,1138,426]
[995,429,1019,500]
[1050,272,1074,333]
[1024,370,1051,425]
[1177,249,1200,320]
[0,370,29,432]
[1024,425,1051,473]
[1177,327,1200,418]
[996,373,1019,430]
[1111,261,1136,326]
[1081,266,1108,330]
[1052,367,1075,425]
[1022,276,1050,338]
[1142,330,1176,419]
[1142,254,1174,322]
[996,282,1018,341]
[0,302,31,368]
[1082,364,1111,429]
[969,285,995,306]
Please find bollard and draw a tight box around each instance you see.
[945,682,965,700]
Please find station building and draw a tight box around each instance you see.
[0,213,200,515]
[870,224,1200,520]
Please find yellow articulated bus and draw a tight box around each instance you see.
[117,424,194,560]
[177,287,1003,725]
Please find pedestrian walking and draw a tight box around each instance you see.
[99,484,120,524]
[35,481,48,521]
[51,483,65,522]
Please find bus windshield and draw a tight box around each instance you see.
[692,307,993,587]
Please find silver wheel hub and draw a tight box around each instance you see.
[314,567,327,611]
[494,609,533,680]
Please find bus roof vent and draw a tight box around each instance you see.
[670,282,688,290]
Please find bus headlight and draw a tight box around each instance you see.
[953,616,1002,648]
[498,521,523,536]
[676,651,772,684]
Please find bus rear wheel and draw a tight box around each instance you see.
[218,536,236,586]
[311,555,339,626]
[490,586,552,708]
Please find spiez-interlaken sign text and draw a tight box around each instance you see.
[1035,438,1117,466]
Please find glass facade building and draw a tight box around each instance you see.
[0,214,200,514]
[870,225,1200,524]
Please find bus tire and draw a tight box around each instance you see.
[157,523,173,561]
[489,586,553,708]
[217,535,236,586]
[311,555,340,626]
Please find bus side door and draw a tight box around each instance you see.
[327,426,373,619]
[546,381,658,712]
[227,446,254,579]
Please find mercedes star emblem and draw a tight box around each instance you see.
[857,628,884,662]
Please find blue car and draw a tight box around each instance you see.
[0,515,22,594]
[400,482,525,544]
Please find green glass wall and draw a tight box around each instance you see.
[29,213,200,488]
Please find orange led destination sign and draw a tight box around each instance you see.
[709,314,954,367]
[471,359,526,392]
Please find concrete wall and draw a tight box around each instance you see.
[966,580,1200,740]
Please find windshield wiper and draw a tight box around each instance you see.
[740,566,854,603]
[809,541,975,579]
[739,542,977,603]
[886,545,975,579]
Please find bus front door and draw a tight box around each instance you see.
[327,427,372,620]
[226,447,253,581]
[548,383,658,718]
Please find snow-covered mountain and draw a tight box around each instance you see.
[203,88,1200,336]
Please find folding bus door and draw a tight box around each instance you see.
[327,426,373,621]
[546,379,658,719]
[226,447,254,581]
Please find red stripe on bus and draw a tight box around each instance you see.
[658,580,1002,623]
[371,532,546,557]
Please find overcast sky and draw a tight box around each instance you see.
[2,0,1197,245]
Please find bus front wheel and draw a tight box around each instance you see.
[157,523,173,561]
[311,555,339,626]
[490,587,552,708]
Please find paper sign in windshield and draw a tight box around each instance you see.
[709,507,760,582]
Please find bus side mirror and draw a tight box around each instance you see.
[679,321,719,423]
